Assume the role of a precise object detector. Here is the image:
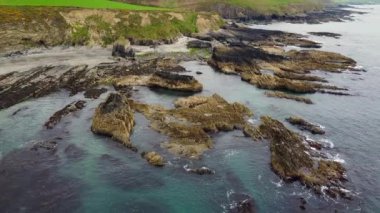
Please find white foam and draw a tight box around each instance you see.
[271,179,283,187]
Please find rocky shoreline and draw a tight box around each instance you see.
[0,6,367,211]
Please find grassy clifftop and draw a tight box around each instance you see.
[0,7,223,53]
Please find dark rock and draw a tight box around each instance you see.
[148,71,203,92]
[30,140,57,152]
[286,116,325,135]
[84,88,107,99]
[112,44,135,58]
[309,32,342,38]
[228,193,256,213]
[196,71,203,75]
[187,40,212,49]
[184,165,214,175]
[44,100,86,129]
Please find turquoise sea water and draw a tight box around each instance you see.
[1,5,380,212]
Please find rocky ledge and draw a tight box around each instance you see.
[265,91,313,104]
[44,100,86,129]
[131,94,254,158]
[91,93,136,151]
[0,57,194,110]
[308,32,342,39]
[286,116,325,135]
[201,24,359,101]
[259,116,350,199]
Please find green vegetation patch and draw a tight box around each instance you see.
[0,0,165,10]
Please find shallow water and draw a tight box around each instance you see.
[1,5,380,212]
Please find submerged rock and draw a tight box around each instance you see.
[141,152,165,167]
[91,93,136,151]
[30,140,58,152]
[259,116,348,199]
[44,100,86,129]
[309,32,342,39]
[286,116,325,135]
[131,94,253,157]
[228,193,257,213]
[187,40,212,49]
[265,91,313,104]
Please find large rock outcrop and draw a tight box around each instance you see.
[259,116,349,199]
[131,94,253,158]
[91,93,136,151]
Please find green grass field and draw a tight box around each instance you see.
[0,0,164,10]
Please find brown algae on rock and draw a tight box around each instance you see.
[91,93,137,151]
[131,94,254,158]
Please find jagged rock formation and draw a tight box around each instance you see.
[131,94,254,157]
[309,32,342,38]
[44,100,86,129]
[206,26,358,97]
[259,116,349,199]
[91,93,136,151]
[286,116,325,135]
[0,58,191,110]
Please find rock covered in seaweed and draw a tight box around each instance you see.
[259,116,348,199]
[148,71,203,92]
[286,116,325,135]
[141,151,165,167]
[44,100,86,129]
[131,94,253,158]
[91,93,136,151]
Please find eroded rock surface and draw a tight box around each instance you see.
[131,94,253,157]
[259,116,349,199]
[91,93,136,151]
[265,91,313,104]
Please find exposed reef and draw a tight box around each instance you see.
[259,116,350,199]
[44,100,86,129]
[206,26,358,98]
[91,93,136,151]
[131,94,254,158]
[286,116,325,135]
[0,57,193,110]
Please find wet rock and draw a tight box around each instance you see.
[243,124,263,141]
[187,40,212,49]
[309,32,342,39]
[184,165,215,175]
[30,140,58,152]
[112,43,135,58]
[274,71,328,83]
[148,71,203,92]
[286,116,325,135]
[84,88,107,99]
[131,94,253,157]
[196,71,203,75]
[91,93,136,151]
[259,116,348,198]
[44,100,86,129]
[141,151,165,167]
[265,91,313,104]
[228,193,256,213]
